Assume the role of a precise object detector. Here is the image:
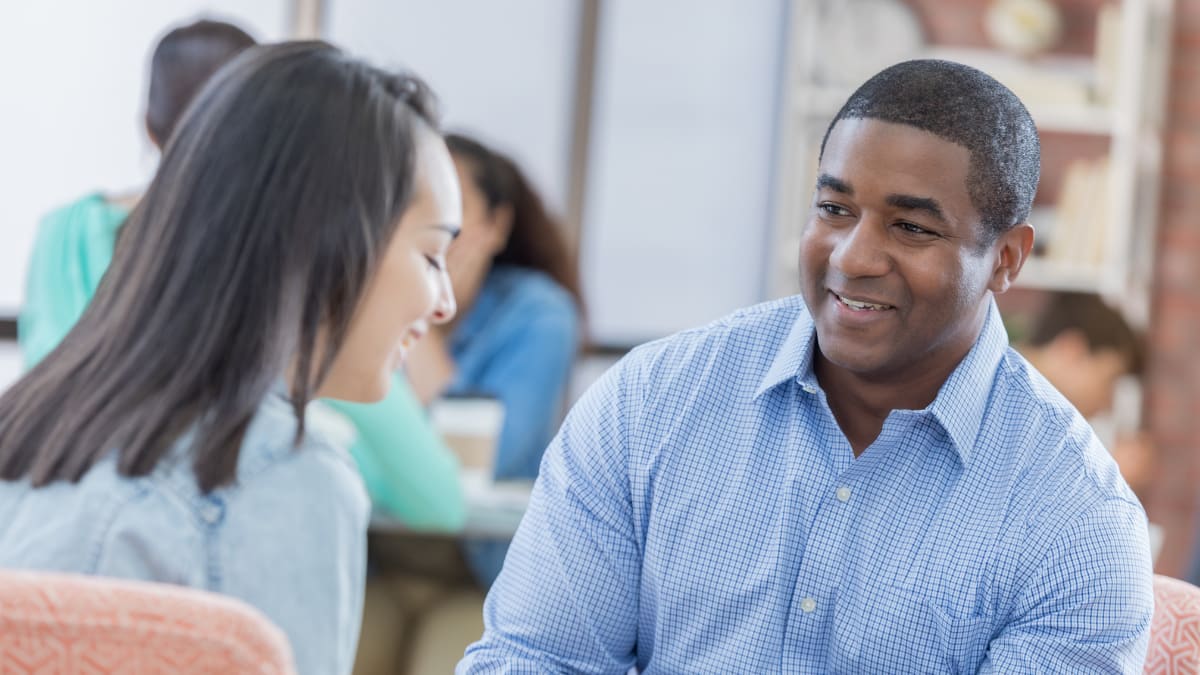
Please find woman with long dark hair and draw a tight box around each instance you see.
[406,132,582,587]
[18,18,466,534]
[0,42,459,675]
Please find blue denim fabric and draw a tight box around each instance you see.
[0,390,370,675]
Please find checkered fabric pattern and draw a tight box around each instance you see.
[460,296,1154,674]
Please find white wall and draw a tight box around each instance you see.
[0,1,289,316]
[580,0,787,345]
[2,0,787,350]
[326,0,580,215]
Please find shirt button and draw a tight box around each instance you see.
[801,383,817,394]
[800,597,817,613]
[836,487,852,502]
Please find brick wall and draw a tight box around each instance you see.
[1144,0,1200,577]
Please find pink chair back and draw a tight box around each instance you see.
[0,570,296,674]
[1146,574,1200,674]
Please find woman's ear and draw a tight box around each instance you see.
[144,115,162,150]
[988,222,1035,294]
[487,202,515,254]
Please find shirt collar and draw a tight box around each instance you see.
[756,300,1008,466]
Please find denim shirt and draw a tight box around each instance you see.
[0,391,370,675]
[448,265,580,481]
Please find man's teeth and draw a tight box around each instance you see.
[837,294,888,310]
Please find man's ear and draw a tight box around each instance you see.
[988,222,1035,294]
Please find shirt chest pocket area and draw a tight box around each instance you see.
[833,584,995,674]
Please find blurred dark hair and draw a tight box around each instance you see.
[0,42,440,492]
[1028,292,1144,375]
[146,19,256,147]
[445,133,583,309]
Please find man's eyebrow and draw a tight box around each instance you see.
[886,194,948,225]
[815,174,853,195]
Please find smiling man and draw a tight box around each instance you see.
[459,60,1153,673]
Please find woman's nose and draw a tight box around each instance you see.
[431,271,456,324]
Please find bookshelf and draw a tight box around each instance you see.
[770,0,1174,328]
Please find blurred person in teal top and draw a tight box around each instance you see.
[18,19,465,532]
[19,19,255,369]
[407,133,583,587]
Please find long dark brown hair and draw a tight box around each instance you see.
[0,42,439,493]
[445,133,583,309]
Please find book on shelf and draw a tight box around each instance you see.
[1044,156,1111,269]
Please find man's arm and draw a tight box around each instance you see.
[458,355,643,674]
[981,497,1154,673]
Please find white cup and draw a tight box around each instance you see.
[430,395,505,472]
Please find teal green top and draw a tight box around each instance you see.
[19,193,125,368]
[18,193,465,531]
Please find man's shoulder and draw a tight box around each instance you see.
[627,296,808,372]
[992,348,1101,452]
[987,348,1140,523]
[588,296,809,422]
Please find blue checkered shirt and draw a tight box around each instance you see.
[459,297,1153,674]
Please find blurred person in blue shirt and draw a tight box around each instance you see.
[459,59,1153,673]
[407,133,582,587]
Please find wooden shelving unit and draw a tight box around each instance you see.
[770,0,1174,328]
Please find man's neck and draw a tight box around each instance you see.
[814,339,977,457]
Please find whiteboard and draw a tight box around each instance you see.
[326,0,579,215]
[580,0,787,345]
[0,1,290,316]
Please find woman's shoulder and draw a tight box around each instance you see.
[223,394,369,518]
[485,265,578,321]
[140,392,366,518]
[234,393,364,484]
[38,192,129,233]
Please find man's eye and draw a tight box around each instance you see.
[819,203,850,217]
[897,222,934,236]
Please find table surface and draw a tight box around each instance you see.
[369,470,532,540]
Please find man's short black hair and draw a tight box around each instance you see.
[819,59,1041,243]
